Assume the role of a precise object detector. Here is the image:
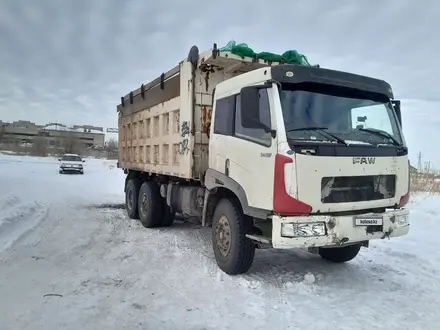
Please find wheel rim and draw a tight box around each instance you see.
[139,193,147,217]
[215,215,231,257]
[127,189,133,211]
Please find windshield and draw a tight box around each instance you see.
[61,155,82,162]
[279,86,403,146]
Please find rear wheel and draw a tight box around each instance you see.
[318,244,361,263]
[125,179,141,219]
[212,198,255,275]
[138,181,162,228]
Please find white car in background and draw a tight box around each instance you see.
[58,154,85,174]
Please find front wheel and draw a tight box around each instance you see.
[212,198,255,275]
[318,244,361,263]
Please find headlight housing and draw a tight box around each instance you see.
[281,222,326,238]
[394,214,410,227]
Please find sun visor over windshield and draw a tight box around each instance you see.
[271,65,394,99]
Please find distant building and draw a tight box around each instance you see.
[0,120,105,148]
[409,164,418,174]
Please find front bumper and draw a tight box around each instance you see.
[60,166,83,172]
[272,208,410,249]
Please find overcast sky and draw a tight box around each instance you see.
[0,0,438,165]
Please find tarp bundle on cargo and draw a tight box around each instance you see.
[218,40,316,67]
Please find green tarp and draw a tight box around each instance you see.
[218,40,315,67]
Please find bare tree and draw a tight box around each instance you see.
[30,136,48,157]
[105,138,118,159]
[106,138,118,151]
[0,125,5,144]
[61,132,84,155]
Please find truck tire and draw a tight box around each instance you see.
[318,244,361,263]
[212,198,255,275]
[138,181,162,228]
[161,203,175,227]
[125,179,141,219]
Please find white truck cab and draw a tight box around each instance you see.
[118,44,410,275]
[206,65,409,251]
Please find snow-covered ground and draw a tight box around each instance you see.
[0,154,439,330]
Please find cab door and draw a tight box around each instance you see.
[209,88,277,211]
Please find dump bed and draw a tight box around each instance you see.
[117,45,281,180]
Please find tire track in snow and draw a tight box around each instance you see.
[158,221,315,307]
[29,206,57,248]
[54,205,316,325]
[74,209,212,313]
[0,198,50,252]
[95,206,316,314]
[0,194,20,208]
[167,221,317,298]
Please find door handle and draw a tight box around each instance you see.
[225,158,230,177]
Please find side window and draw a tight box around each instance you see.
[235,89,272,146]
[351,104,393,134]
[213,96,235,136]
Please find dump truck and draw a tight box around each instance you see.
[117,43,410,275]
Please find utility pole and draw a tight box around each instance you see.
[418,151,422,172]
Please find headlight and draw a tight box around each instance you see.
[281,222,326,238]
[394,214,410,227]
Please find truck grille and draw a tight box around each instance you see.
[321,175,396,203]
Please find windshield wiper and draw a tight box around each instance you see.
[356,127,401,146]
[286,126,347,145]
[286,126,328,132]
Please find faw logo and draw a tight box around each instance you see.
[353,157,376,165]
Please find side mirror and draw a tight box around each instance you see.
[58,158,61,161]
[82,160,85,162]
[240,86,276,137]
[391,100,402,127]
